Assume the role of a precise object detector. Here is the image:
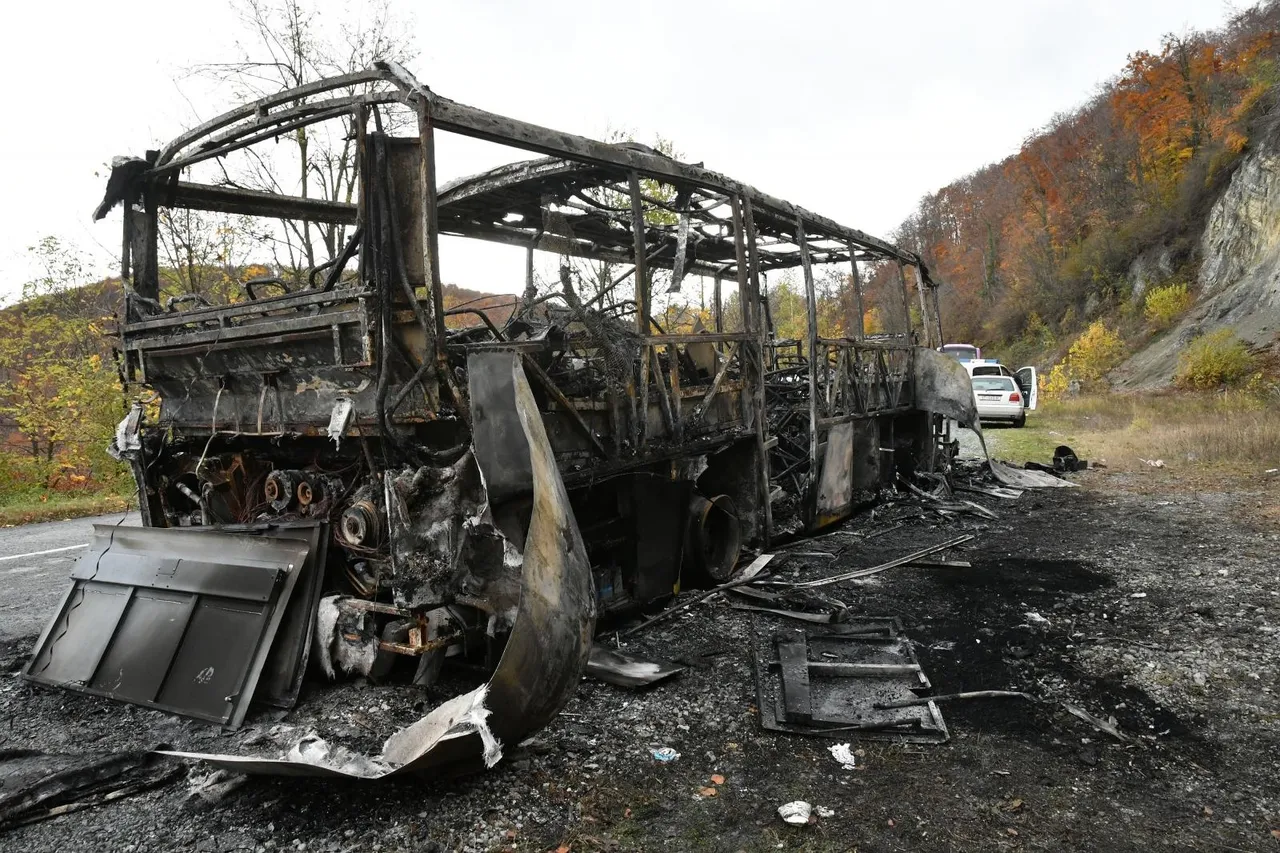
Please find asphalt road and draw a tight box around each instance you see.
[0,511,139,642]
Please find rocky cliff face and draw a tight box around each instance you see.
[1114,135,1280,388]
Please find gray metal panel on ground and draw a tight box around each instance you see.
[23,524,311,728]
[207,521,329,710]
[751,617,949,744]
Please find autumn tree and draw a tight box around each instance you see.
[188,0,418,280]
[0,238,125,492]
[157,207,268,305]
[893,3,1280,359]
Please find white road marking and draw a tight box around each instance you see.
[0,543,88,563]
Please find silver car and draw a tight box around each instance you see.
[972,375,1026,428]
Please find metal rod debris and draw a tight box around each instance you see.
[773,535,974,589]
[875,690,1035,710]
[620,554,776,638]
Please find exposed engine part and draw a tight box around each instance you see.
[175,480,202,507]
[345,560,379,597]
[296,476,321,507]
[314,595,378,678]
[264,469,300,513]
[340,499,382,548]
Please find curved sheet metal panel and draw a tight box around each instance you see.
[913,348,977,427]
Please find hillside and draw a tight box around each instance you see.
[894,2,1280,386]
[440,283,519,330]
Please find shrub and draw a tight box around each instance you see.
[1175,329,1255,389]
[1144,282,1193,329]
[1041,363,1072,399]
[1067,321,1126,384]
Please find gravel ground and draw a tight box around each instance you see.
[0,471,1277,852]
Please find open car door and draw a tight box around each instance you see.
[1015,366,1038,411]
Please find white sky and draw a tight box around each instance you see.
[0,0,1241,303]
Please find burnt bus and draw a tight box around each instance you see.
[33,62,968,776]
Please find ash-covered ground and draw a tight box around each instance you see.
[1,470,1277,852]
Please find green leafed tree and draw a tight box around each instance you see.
[0,238,126,493]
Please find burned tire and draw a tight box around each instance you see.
[683,494,743,587]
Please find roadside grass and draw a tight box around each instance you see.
[0,489,133,527]
[1023,392,1280,469]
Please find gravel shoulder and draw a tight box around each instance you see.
[0,475,1276,852]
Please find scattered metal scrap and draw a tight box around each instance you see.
[988,461,1078,489]
[766,534,975,588]
[874,690,1036,709]
[752,619,949,744]
[585,646,684,688]
[900,477,1000,520]
[619,553,776,638]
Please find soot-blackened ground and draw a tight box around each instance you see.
[1,474,1277,851]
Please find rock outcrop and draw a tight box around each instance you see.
[1114,135,1280,388]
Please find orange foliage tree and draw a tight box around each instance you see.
[896,4,1280,356]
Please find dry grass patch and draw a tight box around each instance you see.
[997,392,1280,524]
[1035,392,1280,469]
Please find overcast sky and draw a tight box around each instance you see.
[0,0,1241,303]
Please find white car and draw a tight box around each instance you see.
[972,375,1027,428]
[939,343,981,361]
[965,362,1038,411]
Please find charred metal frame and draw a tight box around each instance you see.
[107,60,945,559]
